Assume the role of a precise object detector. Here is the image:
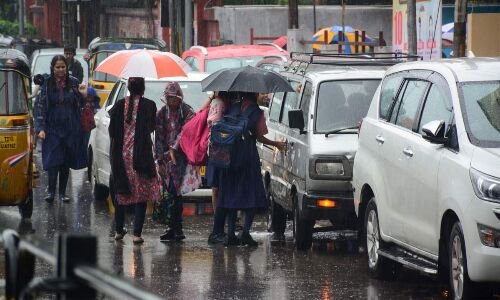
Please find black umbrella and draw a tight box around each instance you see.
[201,65,294,93]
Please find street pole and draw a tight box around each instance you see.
[453,0,467,57]
[18,0,25,36]
[313,0,316,33]
[288,0,299,29]
[407,0,417,59]
[184,0,192,51]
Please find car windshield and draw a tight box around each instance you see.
[0,71,28,115]
[144,81,209,111]
[93,52,118,83]
[460,81,500,148]
[33,54,89,83]
[315,79,380,133]
[206,56,264,73]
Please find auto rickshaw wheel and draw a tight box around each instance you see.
[18,192,33,219]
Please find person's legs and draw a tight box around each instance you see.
[58,166,70,201]
[132,202,147,244]
[45,167,57,202]
[239,209,258,246]
[208,207,227,244]
[211,187,218,211]
[160,178,185,241]
[114,203,127,240]
[224,209,240,246]
[133,202,147,236]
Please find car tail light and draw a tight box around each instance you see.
[317,199,337,208]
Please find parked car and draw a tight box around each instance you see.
[86,37,167,106]
[88,72,211,201]
[30,48,88,90]
[353,57,500,299]
[182,43,287,73]
[261,53,406,250]
[255,54,289,73]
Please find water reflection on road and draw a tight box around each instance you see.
[0,168,457,299]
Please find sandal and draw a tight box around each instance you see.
[133,236,144,244]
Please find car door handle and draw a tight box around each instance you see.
[403,148,414,157]
[375,135,385,144]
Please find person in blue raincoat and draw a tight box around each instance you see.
[35,55,87,203]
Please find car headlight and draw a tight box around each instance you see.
[470,168,500,203]
[315,161,345,176]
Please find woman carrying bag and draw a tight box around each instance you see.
[109,77,160,244]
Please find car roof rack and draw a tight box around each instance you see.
[289,52,421,66]
[256,42,287,52]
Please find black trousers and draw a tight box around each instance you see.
[47,165,70,195]
[115,202,147,237]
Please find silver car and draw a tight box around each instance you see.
[88,72,211,201]
[261,53,397,250]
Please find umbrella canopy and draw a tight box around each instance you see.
[201,65,294,93]
[95,49,191,79]
[312,25,374,53]
[442,22,454,42]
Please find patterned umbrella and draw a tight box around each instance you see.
[312,25,374,53]
[95,49,191,79]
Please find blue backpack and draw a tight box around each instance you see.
[209,102,259,170]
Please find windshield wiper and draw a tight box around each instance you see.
[324,125,359,137]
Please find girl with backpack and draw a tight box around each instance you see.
[214,92,286,246]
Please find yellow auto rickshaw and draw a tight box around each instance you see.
[0,49,33,218]
[86,37,167,107]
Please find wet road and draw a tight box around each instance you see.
[0,161,467,299]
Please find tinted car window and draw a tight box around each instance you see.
[315,80,380,133]
[281,81,300,126]
[301,81,313,128]
[105,82,122,109]
[460,81,500,147]
[418,84,452,134]
[205,57,263,73]
[269,92,284,122]
[379,75,403,120]
[93,52,119,82]
[392,80,428,130]
[185,56,200,71]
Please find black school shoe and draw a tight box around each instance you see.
[239,231,258,247]
[160,228,186,242]
[208,232,225,245]
[59,195,70,202]
[224,234,241,246]
[44,193,55,203]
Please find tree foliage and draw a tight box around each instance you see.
[0,19,37,36]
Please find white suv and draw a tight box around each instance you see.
[353,58,500,299]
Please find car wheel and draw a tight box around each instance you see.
[365,198,398,279]
[18,192,33,219]
[448,221,479,300]
[293,194,313,250]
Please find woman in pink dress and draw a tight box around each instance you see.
[109,77,160,244]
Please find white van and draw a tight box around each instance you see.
[353,58,500,299]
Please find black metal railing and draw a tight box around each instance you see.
[1,229,163,300]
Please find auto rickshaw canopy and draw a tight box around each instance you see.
[0,49,31,78]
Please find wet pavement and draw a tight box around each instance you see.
[0,159,491,299]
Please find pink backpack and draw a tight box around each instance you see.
[179,107,209,165]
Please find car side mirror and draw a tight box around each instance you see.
[288,109,306,134]
[422,120,448,144]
